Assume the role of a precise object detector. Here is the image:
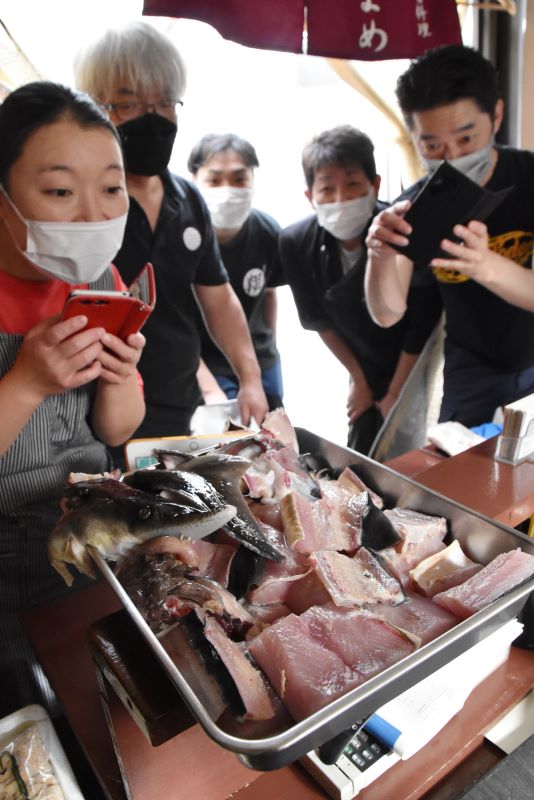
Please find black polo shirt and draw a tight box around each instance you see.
[400,146,534,372]
[279,209,443,399]
[113,171,228,413]
[200,208,285,376]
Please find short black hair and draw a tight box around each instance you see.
[187,133,259,174]
[396,44,501,127]
[0,81,120,186]
[301,125,376,191]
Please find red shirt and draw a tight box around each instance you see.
[0,265,125,333]
[0,265,143,391]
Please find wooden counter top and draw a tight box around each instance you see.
[393,437,534,528]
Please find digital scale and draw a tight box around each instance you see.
[301,727,400,800]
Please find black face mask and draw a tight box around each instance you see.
[118,113,177,176]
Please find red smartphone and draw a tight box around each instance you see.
[61,263,156,339]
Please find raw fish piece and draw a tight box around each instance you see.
[243,447,320,503]
[302,605,417,676]
[409,539,482,597]
[261,408,299,452]
[247,548,310,605]
[245,603,292,639]
[313,550,405,608]
[285,549,404,615]
[365,590,459,645]
[433,548,534,619]
[202,613,276,720]
[249,613,363,721]
[380,508,448,585]
[337,467,383,508]
[246,497,283,531]
[249,605,416,722]
[281,483,368,554]
[118,535,237,587]
[384,507,448,543]
[354,548,406,603]
[285,567,332,615]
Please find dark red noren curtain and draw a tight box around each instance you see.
[143,1,461,60]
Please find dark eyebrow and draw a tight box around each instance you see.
[37,163,124,174]
[420,121,476,141]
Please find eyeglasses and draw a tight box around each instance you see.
[102,99,183,122]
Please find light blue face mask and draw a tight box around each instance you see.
[424,141,495,185]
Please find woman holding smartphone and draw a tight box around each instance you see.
[0,81,145,717]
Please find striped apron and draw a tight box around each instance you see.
[0,270,114,717]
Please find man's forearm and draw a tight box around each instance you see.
[364,253,412,326]
[319,328,368,386]
[196,284,261,383]
[386,350,418,400]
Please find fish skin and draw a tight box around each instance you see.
[48,479,236,587]
[123,468,226,512]
[176,453,286,562]
[360,494,402,550]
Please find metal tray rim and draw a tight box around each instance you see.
[89,428,534,767]
[90,548,534,759]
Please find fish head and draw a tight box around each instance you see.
[123,468,223,510]
[49,481,237,585]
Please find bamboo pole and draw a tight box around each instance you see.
[326,58,425,186]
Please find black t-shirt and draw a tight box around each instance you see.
[279,209,443,399]
[401,146,534,372]
[113,171,228,411]
[200,209,285,376]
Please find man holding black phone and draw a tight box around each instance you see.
[365,44,534,427]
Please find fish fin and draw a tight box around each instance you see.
[51,559,74,587]
[64,536,98,580]
[178,505,237,541]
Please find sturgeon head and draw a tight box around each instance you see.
[48,478,236,586]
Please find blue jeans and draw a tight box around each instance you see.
[215,361,284,411]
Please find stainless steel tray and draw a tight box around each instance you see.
[90,428,534,770]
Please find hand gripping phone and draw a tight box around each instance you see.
[61,262,156,339]
[391,161,512,266]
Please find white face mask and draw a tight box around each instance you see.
[314,191,375,241]
[200,186,254,230]
[1,187,127,284]
[424,141,495,185]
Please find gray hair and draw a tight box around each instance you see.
[74,21,187,103]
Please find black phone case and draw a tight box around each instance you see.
[392,161,512,266]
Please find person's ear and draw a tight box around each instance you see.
[373,175,381,195]
[492,99,504,135]
[305,188,314,208]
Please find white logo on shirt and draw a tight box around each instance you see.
[243,267,265,297]
[183,227,202,251]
